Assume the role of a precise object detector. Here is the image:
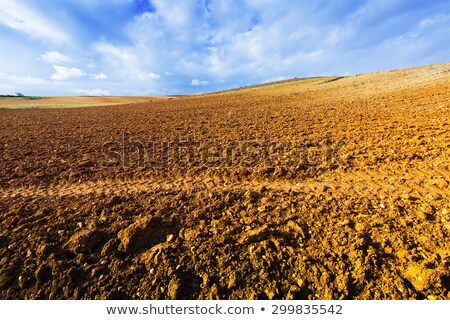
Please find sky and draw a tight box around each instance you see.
[0,0,449,96]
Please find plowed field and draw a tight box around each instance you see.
[1,63,450,299]
[0,96,167,109]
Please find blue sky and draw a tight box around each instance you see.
[0,0,449,96]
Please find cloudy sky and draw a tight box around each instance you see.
[0,0,449,96]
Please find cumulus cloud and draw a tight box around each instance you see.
[41,51,71,64]
[90,73,108,80]
[93,42,161,81]
[142,72,160,80]
[106,0,342,88]
[191,79,209,86]
[51,66,85,81]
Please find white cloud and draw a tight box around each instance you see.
[93,42,148,80]
[88,1,331,91]
[93,42,137,67]
[90,73,108,80]
[149,0,194,29]
[0,1,69,43]
[1,1,449,96]
[41,51,71,64]
[93,41,163,83]
[283,50,324,66]
[120,1,331,86]
[0,71,46,86]
[191,79,210,86]
[143,72,160,79]
[74,88,110,96]
[51,65,85,81]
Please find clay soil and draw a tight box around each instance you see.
[1,63,450,300]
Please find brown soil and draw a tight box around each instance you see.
[1,63,450,300]
[0,96,168,108]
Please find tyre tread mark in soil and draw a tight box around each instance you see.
[2,168,449,200]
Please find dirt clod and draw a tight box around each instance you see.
[117,216,164,253]
[238,225,269,244]
[65,229,104,254]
